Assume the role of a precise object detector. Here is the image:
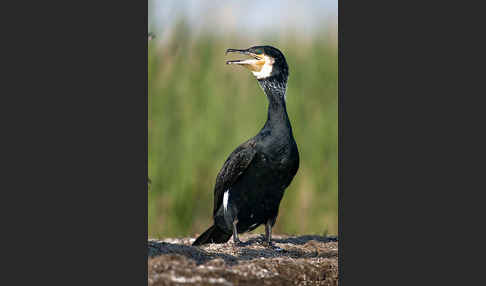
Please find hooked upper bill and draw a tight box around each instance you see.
[225,48,274,79]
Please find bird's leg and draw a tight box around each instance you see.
[265,219,273,246]
[264,218,283,251]
[232,218,243,245]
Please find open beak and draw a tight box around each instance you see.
[226,48,265,72]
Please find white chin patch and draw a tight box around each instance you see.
[252,56,274,79]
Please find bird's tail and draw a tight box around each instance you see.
[192,225,231,246]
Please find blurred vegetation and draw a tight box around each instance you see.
[148,22,337,238]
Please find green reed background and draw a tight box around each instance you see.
[148,23,337,238]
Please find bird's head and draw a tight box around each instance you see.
[226,46,289,82]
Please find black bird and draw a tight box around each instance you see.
[193,46,299,246]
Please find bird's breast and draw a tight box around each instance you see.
[258,143,298,174]
[253,129,299,184]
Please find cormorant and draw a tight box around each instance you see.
[193,46,299,246]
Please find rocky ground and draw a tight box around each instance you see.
[148,234,338,285]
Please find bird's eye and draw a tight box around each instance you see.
[254,48,263,55]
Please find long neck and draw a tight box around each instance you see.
[258,76,291,130]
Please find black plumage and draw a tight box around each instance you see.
[193,46,299,246]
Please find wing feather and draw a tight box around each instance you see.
[213,139,257,215]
